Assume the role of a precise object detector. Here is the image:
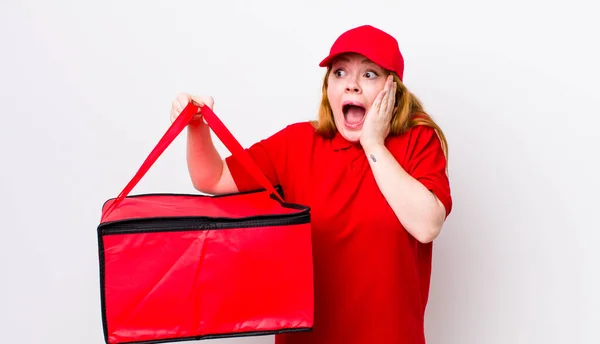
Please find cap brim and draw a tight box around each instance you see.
[318,50,364,68]
[319,54,336,68]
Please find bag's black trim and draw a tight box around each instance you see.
[97,228,109,343]
[101,185,310,218]
[105,327,312,344]
[98,212,310,235]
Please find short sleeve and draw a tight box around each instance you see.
[403,125,452,217]
[224,125,290,193]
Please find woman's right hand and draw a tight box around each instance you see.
[170,93,214,124]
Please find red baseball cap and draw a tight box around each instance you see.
[319,25,405,80]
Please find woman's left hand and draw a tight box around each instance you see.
[360,75,397,150]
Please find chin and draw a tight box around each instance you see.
[335,118,362,143]
[341,129,361,143]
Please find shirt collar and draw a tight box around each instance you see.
[330,131,360,151]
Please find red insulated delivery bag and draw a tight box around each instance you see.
[97,103,314,344]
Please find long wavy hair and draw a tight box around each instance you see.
[310,68,449,160]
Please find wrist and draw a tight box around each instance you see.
[361,140,385,154]
[187,118,207,129]
[187,119,211,138]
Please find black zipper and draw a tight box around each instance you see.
[99,212,310,235]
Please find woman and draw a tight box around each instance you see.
[170,24,452,344]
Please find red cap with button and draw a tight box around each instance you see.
[319,25,405,80]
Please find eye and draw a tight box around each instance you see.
[333,69,346,77]
[364,70,378,79]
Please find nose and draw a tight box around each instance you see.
[345,78,362,94]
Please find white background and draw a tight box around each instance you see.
[1,0,598,343]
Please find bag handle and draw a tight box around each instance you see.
[102,102,284,219]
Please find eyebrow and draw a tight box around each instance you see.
[331,57,386,74]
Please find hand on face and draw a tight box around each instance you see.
[359,75,397,149]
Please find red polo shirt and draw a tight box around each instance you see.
[224,122,452,344]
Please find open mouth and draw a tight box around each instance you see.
[342,102,366,128]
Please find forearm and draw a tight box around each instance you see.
[186,121,225,193]
[364,143,446,243]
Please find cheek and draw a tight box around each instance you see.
[327,88,343,114]
[366,92,378,107]
[364,83,386,107]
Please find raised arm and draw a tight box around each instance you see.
[170,93,238,195]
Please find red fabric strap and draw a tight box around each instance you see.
[103,103,283,219]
